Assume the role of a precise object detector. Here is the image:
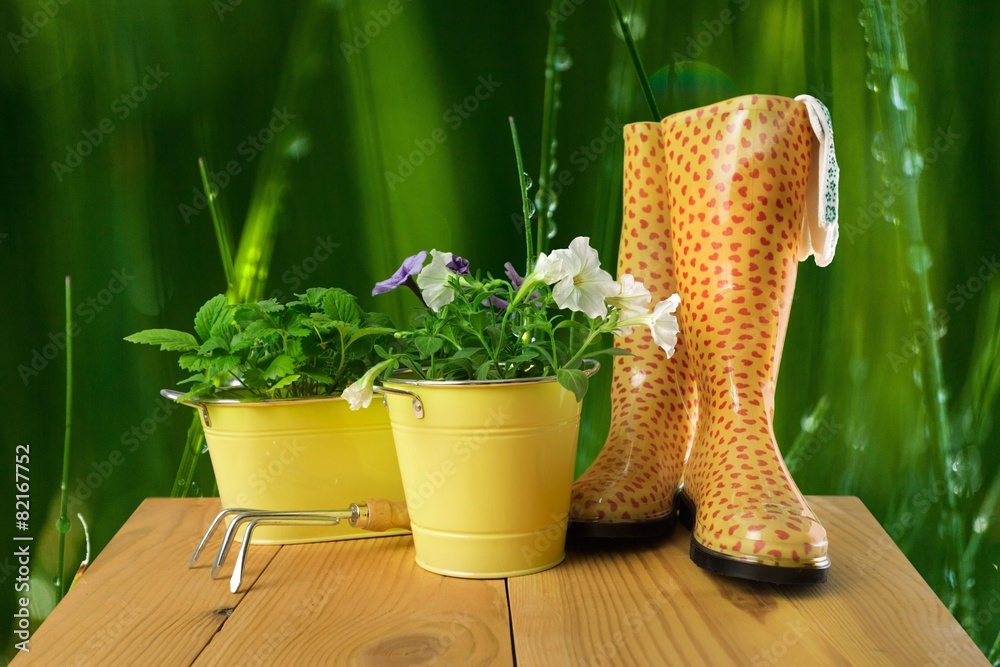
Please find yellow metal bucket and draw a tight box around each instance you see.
[380,363,596,579]
[170,393,407,544]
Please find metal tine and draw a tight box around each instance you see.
[212,510,353,579]
[211,510,326,578]
[229,516,343,594]
[189,508,257,569]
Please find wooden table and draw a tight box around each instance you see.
[12,497,987,666]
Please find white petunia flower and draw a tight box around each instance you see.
[607,273,652,334]
[648,293,681,356]
[531,250,567,284]
[549,237,619,319]
[416,249,457,312]
[341,377,374,410]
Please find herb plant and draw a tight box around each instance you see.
[125,288,395,401]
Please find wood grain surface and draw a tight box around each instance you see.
[12,497,988,666]
[10,498,279,666]
[508,496,989,666]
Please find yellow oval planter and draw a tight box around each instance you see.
[177,394,407,544]
[381,364,596,579]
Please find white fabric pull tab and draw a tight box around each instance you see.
[795,94,840,267]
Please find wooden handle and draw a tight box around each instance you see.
[359,498,410,532]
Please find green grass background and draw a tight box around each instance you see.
[1,0,998,661]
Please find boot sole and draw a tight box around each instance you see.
[676,490,830,585]
[568,512,676,539]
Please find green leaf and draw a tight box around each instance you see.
[231,320,281,351]
[264,354,297,380]
[178,353,213,372]
[298,370,334,385]
[583,347,633,358]
[255,298,284,313]
[557,368,589,402]
[453,347,484,359]
[240,368,266,390]
[194,295,230,342]
[322,288,361,324]
[347,327,395,347]
[198,336,230,355]
[296,287,329,308]
[268,374,301,394]
[177,373,207,385]
[285,313,314,337]
[210,355,241,374]
[124,329,199,352]
[414,336,444,357]
[475,360,494,381]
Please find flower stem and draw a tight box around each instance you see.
[608,0,661,121]
[509,116,535,274]
[199,157,236,291]
[56,276,73,600]
[535,0,565,256]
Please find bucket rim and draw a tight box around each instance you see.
[378,359,599,388]
[160,389,350,408]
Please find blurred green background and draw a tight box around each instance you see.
[1,0,998,662]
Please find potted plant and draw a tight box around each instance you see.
[125,287,408,544]
[340,236,681,578]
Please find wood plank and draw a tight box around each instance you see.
[777,496,989,666]
[11,498,279,667]
[192,534,514,666]
[508,496,988,666]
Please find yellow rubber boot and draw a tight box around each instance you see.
[665,94,838,583]
[569,122,697,537]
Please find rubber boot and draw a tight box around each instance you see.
[665,94,838,583]
[569,122,697,538]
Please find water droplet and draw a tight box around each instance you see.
[190,482,201,496]
[907,244,933,275]
[201,442,209,454]
[612,12,646,41]
[534,188,558,218]
[176,478,187,488]
[902,148,924,176]
[857,8,869,29]
[890,72,918,110]
[56,517,71,534]
[525,200,537,218]
[522,172,533,190]
[973,516,988,534]
[554,47,573,72]
[865,72,880,92]
[545,218,557,240]
[285,135,312,159]
[871,131,887,164]
[950,447,983,497]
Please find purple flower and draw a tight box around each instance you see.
[504,262,525,289]
[372,251,427,301]
[447,255,470,275]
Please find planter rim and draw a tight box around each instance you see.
[160,388,349,408]
[378,359,599,389]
